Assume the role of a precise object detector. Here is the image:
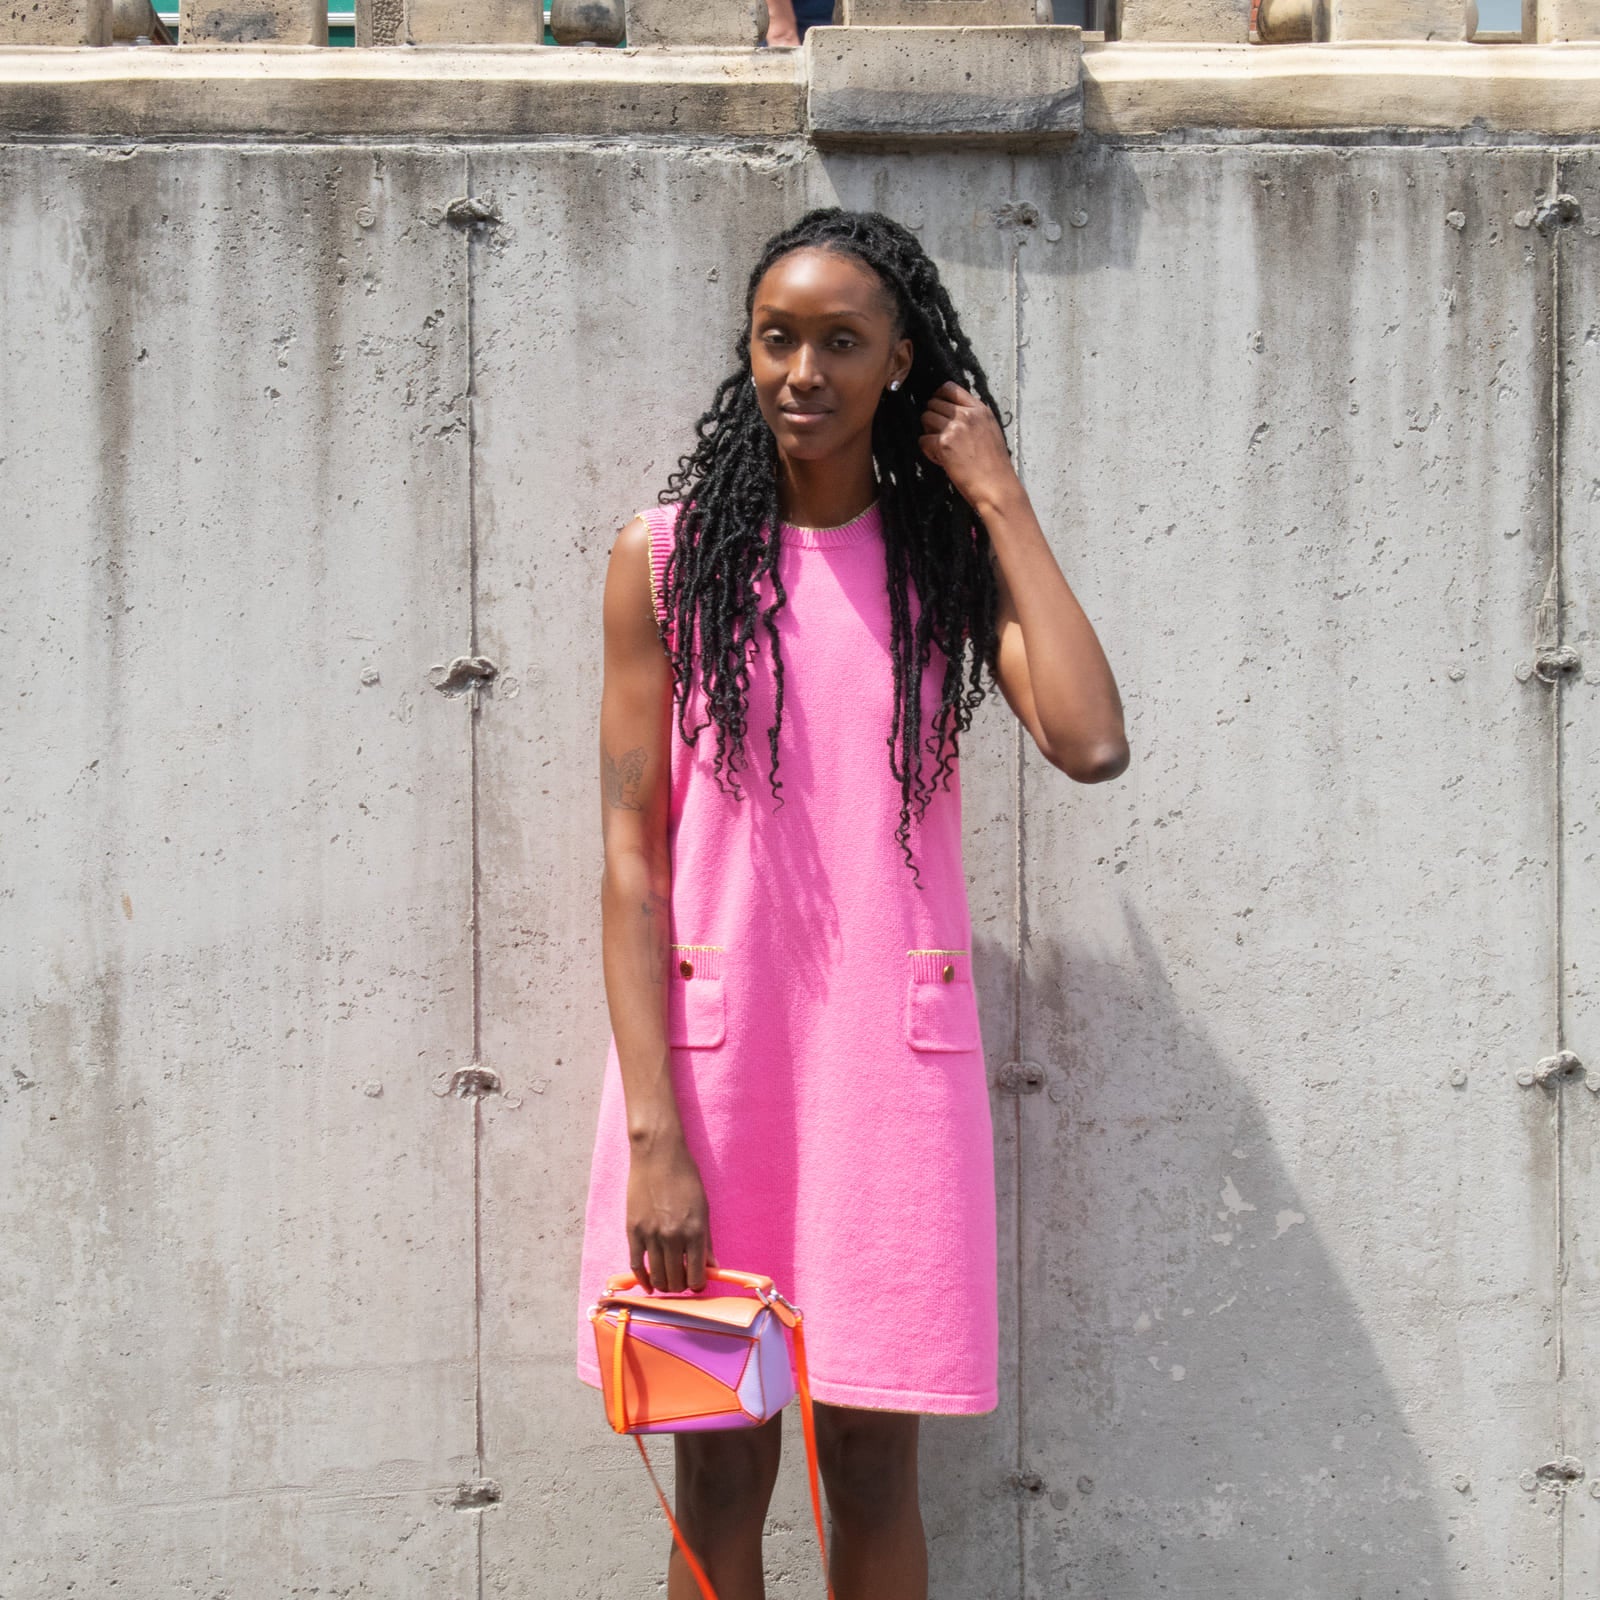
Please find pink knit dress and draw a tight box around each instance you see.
[574,497,998,1414]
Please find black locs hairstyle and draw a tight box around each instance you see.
[659,206,1009,881]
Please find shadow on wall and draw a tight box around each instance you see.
[921,915,1457,1598]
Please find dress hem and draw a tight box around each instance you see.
[575,1358,998,1419]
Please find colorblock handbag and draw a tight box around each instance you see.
[589,1266,833,1600]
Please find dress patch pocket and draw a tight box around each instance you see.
[668,945,726,1048]
[905,949,981,1053]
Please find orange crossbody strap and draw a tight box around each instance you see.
[634,1435,721,1600]
[612,1306,721,1600]
[789,1313,836,1600]
[613,1299,834,1600]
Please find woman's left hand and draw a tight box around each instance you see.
[917,380,1021,512]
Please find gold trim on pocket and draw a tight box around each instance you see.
[904,948,980,1053]
[668,944,727,1047]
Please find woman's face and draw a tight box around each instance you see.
[748,246,913,463]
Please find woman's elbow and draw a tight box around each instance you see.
[1050,737,1130,784]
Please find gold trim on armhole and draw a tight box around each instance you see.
[645,514,669,643]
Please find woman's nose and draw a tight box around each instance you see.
[790,343,822,386]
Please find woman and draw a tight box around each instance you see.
[576,207,1127,1600]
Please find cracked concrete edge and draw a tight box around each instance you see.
[0,41,1598,139]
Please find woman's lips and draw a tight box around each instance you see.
[781,408,832,427]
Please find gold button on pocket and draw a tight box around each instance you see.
[905,949,981,1053]
[668,945,726,1049]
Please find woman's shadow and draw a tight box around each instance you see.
[903,910,1458,1599]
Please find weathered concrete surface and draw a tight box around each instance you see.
[0,45,805,139]
[1009,143,1560,1597]
[1556,147,1600,1598]
[1320,0,1471,40]
[180,0,328,43]
[625,0,768,46]
[0,0,108,44]
[1117,0,1249,40]
[0,145,479,1591]
[840,0,1043,23]
[1537,0,1600,37]
[406,0,540,43]
[808,26,1083,144]
[2,76,1599,1600]
[358,0,405,43]
[1079,40,1600,135]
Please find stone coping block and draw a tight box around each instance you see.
[806,24,1083,144]
[1536,0,1600,39]
[407,0,541,43]
[1082,39,1600,134]
[180,0,327,44]
[1317,0,1469,40]
[840,0,1046,24]
[0,45,804,136]
[1118,0,1249,41]
[626,0,767,46]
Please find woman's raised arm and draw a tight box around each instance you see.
[917,380,1129,783]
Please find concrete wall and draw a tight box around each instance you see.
[2,50,1597,1600]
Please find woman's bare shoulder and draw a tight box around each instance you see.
[604,508,670,649]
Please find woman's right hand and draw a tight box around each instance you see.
[626,1130,716,1294]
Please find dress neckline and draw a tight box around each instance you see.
[777,499,882,548]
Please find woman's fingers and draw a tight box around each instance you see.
[646,1236,672,1296]
[636,1231,703,1293]
[628,1229,653,1293]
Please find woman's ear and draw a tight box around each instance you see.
[893,337,913,389]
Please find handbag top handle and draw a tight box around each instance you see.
[603,1265,786,1308]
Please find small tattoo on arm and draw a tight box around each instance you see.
[641,888,669,984]
[604,746,647,810]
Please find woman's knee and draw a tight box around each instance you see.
[814,1405,920,1524]
[674,1416,783,1526]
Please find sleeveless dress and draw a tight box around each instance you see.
[574,497,999,1415]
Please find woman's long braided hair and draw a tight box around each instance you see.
[659,207,1008,881]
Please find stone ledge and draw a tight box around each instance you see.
[0,40,1598,141]
[1084,40,1600,136]
[0,44,807,139]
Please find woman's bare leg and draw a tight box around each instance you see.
[667,1413,784,1600]
[765,0,801,45]
[813,1403,927,1600]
